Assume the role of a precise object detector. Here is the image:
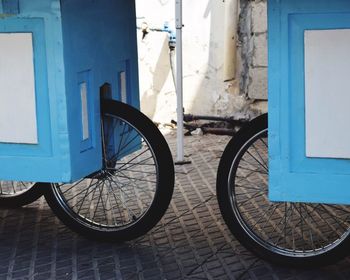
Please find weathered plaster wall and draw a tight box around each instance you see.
[136,0,267,123]
[238,0,268,100]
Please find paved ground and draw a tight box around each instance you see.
[0,131,350,280]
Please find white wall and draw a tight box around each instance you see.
[136,0,267,123]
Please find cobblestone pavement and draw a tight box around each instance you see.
[1,131,350,280]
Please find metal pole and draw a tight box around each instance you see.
[175,0,185,163]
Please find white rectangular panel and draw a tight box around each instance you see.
[119,71,127,103]
[80,82,89,141]
[0,33,38,144]
[305,29,350,159]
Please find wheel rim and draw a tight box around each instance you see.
[229,129,350,258]
[51,112,159,231]
[0,181,35,197]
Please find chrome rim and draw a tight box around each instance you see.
[0,181,35,197]
[52,113,159,231]
[229,129,350,257]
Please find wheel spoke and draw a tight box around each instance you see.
[0,181,34,196]
[112,147,151,172]
[63,180,101,203]
[61,177,92,195]
[108,173,157,184]
[245,150,268,172]
[75,179,100,215]
[114,155,155,173]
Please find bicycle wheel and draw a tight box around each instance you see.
[217,113,350,267]
[44,100,174,241]
[0,181,43,208]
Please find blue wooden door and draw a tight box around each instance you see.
[268,0,350,204]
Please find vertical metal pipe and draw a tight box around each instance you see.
[175,0,184,162]
[223,0,239,81]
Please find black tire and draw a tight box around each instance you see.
[0,182,43,208]
[44,100,174,241]
[217,113,350,267]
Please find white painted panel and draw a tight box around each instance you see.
[120,71,127,103]
[80,82,89,140]
[0,33,38,144]
[305,29,350,159]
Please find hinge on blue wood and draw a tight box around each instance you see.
[2,0,19,15]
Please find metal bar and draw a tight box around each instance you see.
[201,127,235,136]
[176,0,185,162]
[223,0,239,81]
[183,114,248,124]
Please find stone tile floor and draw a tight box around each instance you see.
[0,131,350,280]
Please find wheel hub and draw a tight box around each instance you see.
[86,169,114,180]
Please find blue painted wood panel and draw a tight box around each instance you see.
[0,0,140,183]
[268,0,350,204]
[60,0,140,181]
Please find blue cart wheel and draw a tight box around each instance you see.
[44,100,174,241]
[0,182,43,208]
[217,114,350,267]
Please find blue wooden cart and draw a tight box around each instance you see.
[217,0,350,267]
[0,0,174,241]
